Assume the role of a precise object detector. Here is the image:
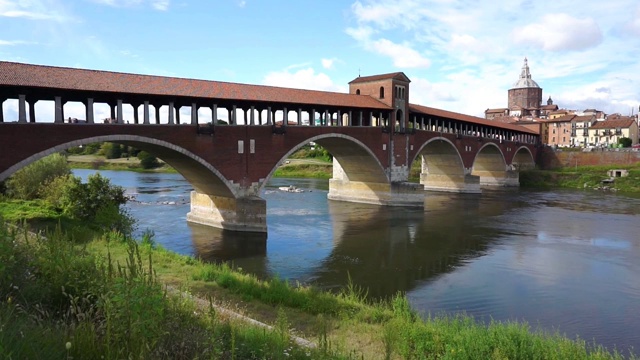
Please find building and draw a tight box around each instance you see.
[486,58,554,120]
[588,117,639,147]
[570,115,597,147]
[539,115,574,147]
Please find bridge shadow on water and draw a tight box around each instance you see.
[311,190,526,299]
[184,185,529,300]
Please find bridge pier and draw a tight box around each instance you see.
[327,159,424,207]
[186,191,267,233]
[475,169,520,187]
[420,171,481,193]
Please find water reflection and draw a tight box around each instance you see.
[190,223,267,262]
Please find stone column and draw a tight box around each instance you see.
[191,103,198,124]
[54,96,64,123]
[109,103,116,120]
[266,106,272,125]
[86,98,94,124]
[250,106,255,125]
[176,106,181,124]
[297,108,302,125]
[155,104,161,124]
[116,99,123,124]
[17,95,27,123]
[310,109,315,126]
[132,104,139,124]
[143,101,150,124]
[212,104,218,124]
[29,99,36,123]
[231,105,237,125]
[168,102,175,124]
[282,107,287,128]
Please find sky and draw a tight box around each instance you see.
[2,0,640,121]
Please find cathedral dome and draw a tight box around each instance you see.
[512,58,540,89]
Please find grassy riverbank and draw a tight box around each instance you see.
[0,212,636,359]
[520,164,640,193]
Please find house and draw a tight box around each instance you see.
[538,115,574,147]
[587,117,639,147]
[570,115,597,147]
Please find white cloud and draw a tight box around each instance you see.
[91,0,169,10]
[237,0,246,8]
[321,58,343,70]
[0,0,68,21]
[262,67,346,93]
[511,14,603,52]
[0,39,31,46]
[370,38,430,68]
[151,0,168,11]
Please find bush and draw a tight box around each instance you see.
[137,151,160,169]
[5,153,71,200]
[60,173,134,234]
[618,137,632,148]
[101,142,122,159]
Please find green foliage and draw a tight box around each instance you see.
[290,145,332,161]
[5,153,70,200]
[101,142,122,159]
[618,137,632,147]
[137,151,160,169]
[274,164,332,179]
[59,173,134,234]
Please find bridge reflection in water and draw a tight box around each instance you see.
[187,183,522,299]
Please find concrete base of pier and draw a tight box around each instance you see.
[475,170,520,187]
[186,191,267,233]
[328,179,425,207]
[420,173,481,194]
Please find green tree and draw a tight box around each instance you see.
[618,137,632,148]
[137,151,160,169]
[101,142,122,159]
[60,173,134,234]
[5,153,71,200]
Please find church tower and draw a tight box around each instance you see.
[508,58,542,117]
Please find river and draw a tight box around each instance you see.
[74,169,640,353]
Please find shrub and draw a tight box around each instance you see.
[5,153,71,200]
[618,137,632,148]
[137,151,160,169]
[59,173,135,234]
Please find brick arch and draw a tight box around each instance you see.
[260,133,389,192]
[0,135,237,198]
[512,146,535,170]
[412,137,466,178]
[472,143,507,174]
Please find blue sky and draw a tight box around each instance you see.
[2,0,640,120]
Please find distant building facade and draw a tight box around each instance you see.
[588,117,639,147]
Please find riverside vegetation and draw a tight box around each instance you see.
[520,164,640,193]
[1,153,639,358]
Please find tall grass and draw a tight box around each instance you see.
[0,223,349,359]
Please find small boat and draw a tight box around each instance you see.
[278,185,304,193]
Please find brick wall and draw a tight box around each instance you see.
[538,147,640,169]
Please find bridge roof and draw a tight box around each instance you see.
[409,103,539,134]
[0,61,390,110]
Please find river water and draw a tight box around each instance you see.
[74,169,640,353]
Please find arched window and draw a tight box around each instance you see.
[379,86,385,99]
[356,89,360,95]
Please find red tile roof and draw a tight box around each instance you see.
[0,61,389,109]
[349,72,410,84]
[409,103,538,134]
[538,114,575,123]
[590,118,636,129]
